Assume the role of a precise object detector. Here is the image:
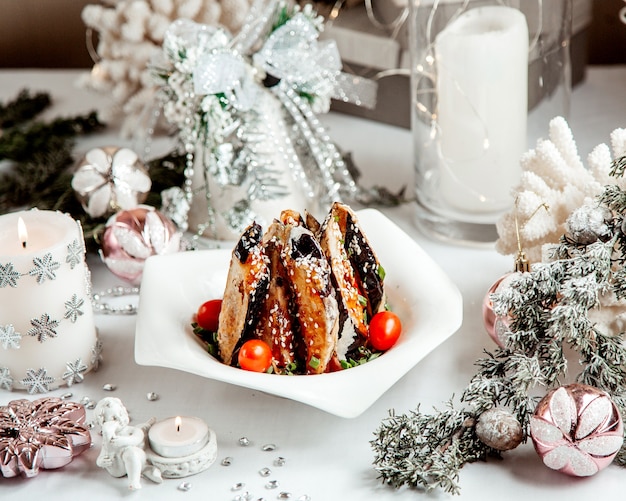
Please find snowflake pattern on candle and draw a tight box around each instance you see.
[0,241,84,290]
[28,253,61,284]
[27,314,60,343]
[64,294,85,323]
[0,263,20,288]
[0,324,21,349]
[62,359,88,386]
[20,368,56,394]
[66,239,83,270]
[0,397,91,478]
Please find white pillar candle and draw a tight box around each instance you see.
[435,6,528,214]
[0,209,98,393]
[148,416,210,458]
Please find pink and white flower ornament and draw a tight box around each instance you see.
[530,383,623,477]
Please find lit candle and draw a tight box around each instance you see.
[148,416,210,458]
[0,209,99,392]
[435,6,528,214]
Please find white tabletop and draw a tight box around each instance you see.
[1,67,626,499]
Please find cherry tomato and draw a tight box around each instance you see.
[368,311,402,351]
[196,299,222,332]
[238,339,272,372]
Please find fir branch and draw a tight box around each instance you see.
[371,404,487,495]
[0,111,103,162]
[0,89,50,129]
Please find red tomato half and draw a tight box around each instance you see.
[196,299,222,332]
[238,339,272,372]
[368,311,402,351]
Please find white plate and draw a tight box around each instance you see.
[135,209,462,418]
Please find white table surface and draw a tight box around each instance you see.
[1,67,626,499]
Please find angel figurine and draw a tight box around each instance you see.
[93,397,162,490]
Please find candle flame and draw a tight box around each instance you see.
[175,416,182,432]
[17,217,27,249]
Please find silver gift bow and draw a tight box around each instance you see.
[253,13,342,99]
[193,51,260,111]
[163,20,259,111]
[253,13,376,109]
[183,13,376,110]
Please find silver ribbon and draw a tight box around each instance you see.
[193,51,260,111]
[179,13,376,110]
[253,13,377,109]
[253,14,341,96]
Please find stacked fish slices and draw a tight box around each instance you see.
[217,203,387,374]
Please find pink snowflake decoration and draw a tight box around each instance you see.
[530,384,624,476]
[0,397,91,478]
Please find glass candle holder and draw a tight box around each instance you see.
[409,0,572,244]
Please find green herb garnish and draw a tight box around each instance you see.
[377,264,386,281]
[309,356,321,369]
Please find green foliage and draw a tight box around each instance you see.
[0,89,50,129]
[372,404,488,494]
[372,155,626,494]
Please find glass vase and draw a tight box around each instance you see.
[409,0,572,244]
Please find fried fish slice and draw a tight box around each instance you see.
[255,221,297,371]
[283,224,339,374]
[343,205,386,318]
[318,203,368,336]
[318,202,387,336]
[217,222,270,366]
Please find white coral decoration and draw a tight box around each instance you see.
[78,0,253,137]
[495,117,626,263]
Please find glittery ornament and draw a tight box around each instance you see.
[72,146,151,218]
[484,202,548,345]
[0,397,91,478]
[475,408,523,451]
[482,272,518,348]
[530,384,624,477]
[100,205,182,284]
[566,203,613,245]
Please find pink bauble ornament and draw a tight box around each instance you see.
[100,205,182,285]
[482,272,518,348]
[530,384,624,477]
[483,248,532,347]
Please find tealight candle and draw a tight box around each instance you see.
[148,416,210,458]
[0,209,99,392]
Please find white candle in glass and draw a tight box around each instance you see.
[435,6,528,214]
[0,209,98,392]
[148,416,210,458]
